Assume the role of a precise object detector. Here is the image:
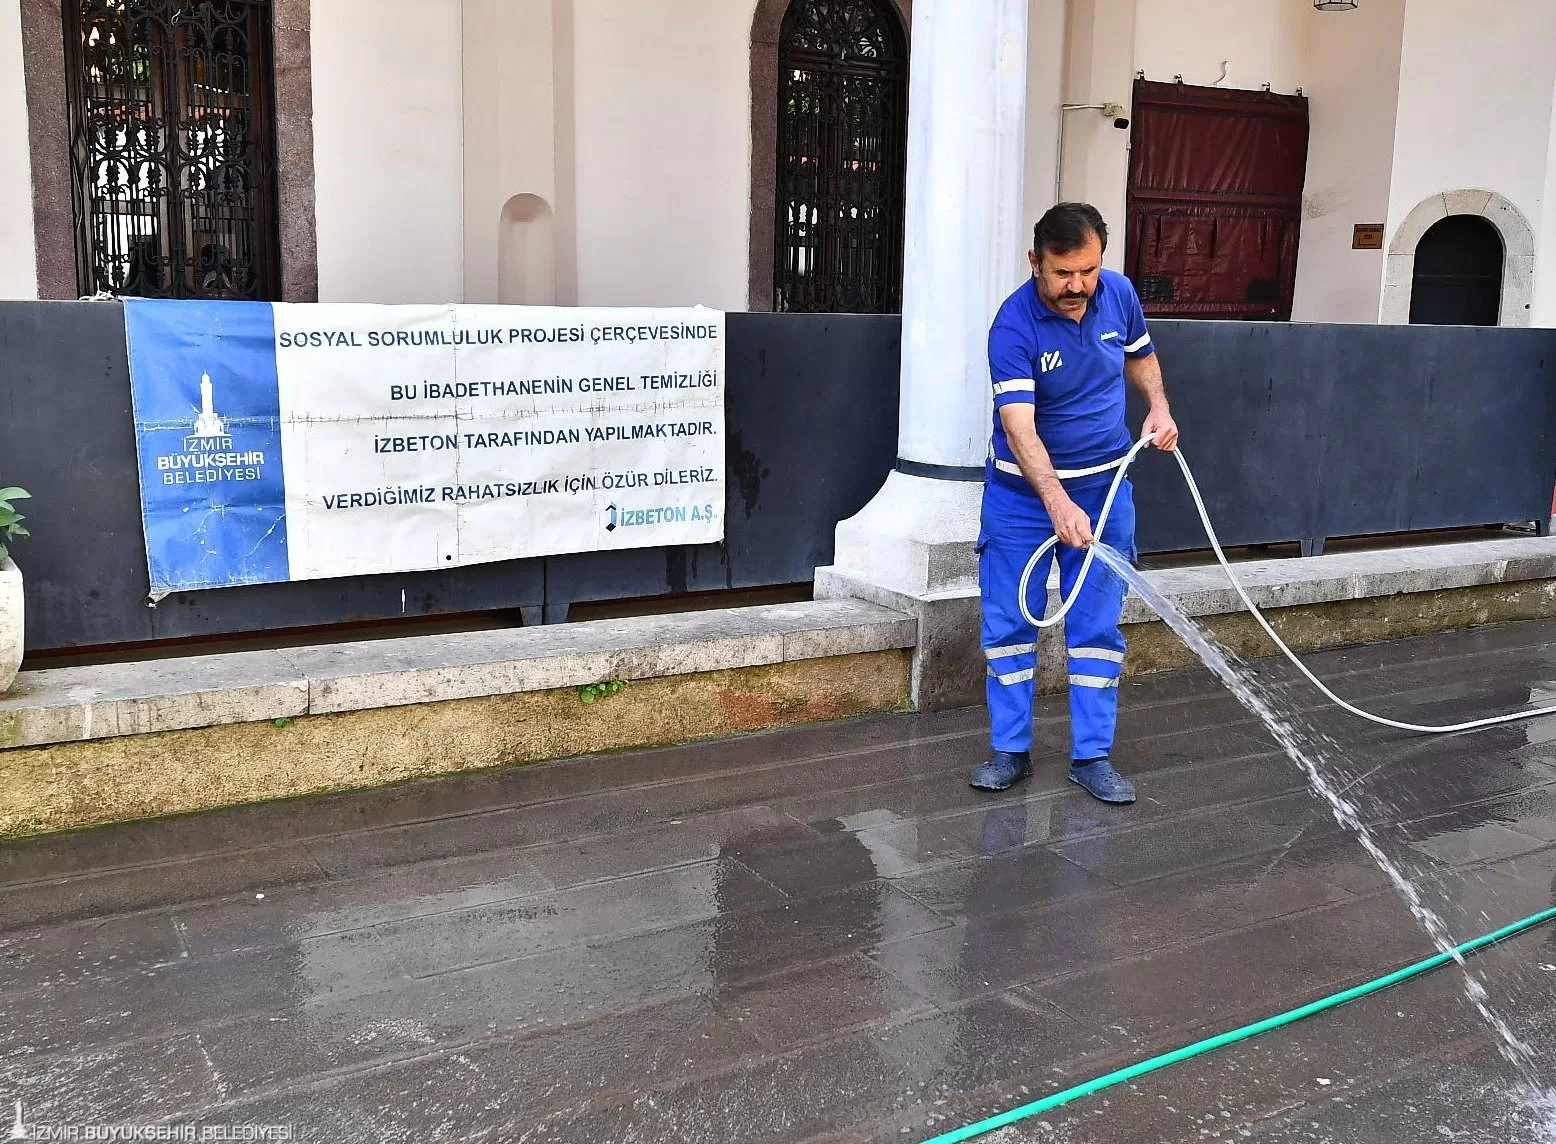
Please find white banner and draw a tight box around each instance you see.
[124,301,726,592]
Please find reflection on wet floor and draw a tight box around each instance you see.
[5,620,1556,1142]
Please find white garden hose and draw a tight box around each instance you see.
[1018,433,1556,735]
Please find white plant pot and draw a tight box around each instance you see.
[0,557,21,695]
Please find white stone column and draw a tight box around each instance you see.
[829,0,1031,596]
[818,0,1036,708]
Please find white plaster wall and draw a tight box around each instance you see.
[1020,0,1067,265]
[1385,0,1556,327]
[311,0,465,303]
[463,0,558,305]
[0,1,38,299]
[1290,0,1405,323]
[1060,0,1137,271]
[561,0,1065,312]
[1134,0,1306,94]
[568,0,751,309]
[307,0,1070,312]
[1529,65,1556,326]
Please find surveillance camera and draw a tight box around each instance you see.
[1098,103,1129,130]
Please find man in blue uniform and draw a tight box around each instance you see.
[969,203,1179,802]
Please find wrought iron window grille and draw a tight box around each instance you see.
[773,0,907,315]
[62,0,281,301]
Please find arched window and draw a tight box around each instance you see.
[773,0,907,314]
[1409,215,1504,327]
[62,0,281,299]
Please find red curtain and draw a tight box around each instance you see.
[1124,80,1310,320]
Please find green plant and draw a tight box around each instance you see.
[273,716,296,729]
[579,680,626,705]
[0,487,30,561]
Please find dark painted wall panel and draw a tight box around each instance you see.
[2,301,1551,651]
[1,302,547,648]
[1131,321,1556,553]
[0,305,901,649]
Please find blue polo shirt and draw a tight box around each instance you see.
[987,268,1154,494]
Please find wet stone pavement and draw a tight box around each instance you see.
[7,621,1556,1142]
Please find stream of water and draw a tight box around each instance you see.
[1089,542,1556,1134]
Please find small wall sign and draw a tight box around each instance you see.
[1352,224,1385,250]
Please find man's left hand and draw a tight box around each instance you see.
[1142,407,1180,452]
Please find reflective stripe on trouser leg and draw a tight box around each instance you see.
[1055,480,1135,761]
[980,531,1055,754]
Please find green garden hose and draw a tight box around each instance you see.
[923,904,1556,1144]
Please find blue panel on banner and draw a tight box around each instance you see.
[124,300,289,592]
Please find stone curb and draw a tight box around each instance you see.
[0,599,915,750]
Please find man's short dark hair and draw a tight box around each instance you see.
[1033,203,1108,259]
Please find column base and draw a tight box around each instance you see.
[814,565,1068,713]
[820,472,1067,711]
[830,471,982,597]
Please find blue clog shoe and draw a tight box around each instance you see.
[1068,758,1136,804]
[969,750,1032,792]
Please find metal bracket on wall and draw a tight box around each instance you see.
[520,602,572,627]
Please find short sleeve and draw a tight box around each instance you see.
[1121,279,1154,358]
[988,319,1036,408]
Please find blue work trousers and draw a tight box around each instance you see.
[979,477,1137,759]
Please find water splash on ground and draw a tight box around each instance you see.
[1090,542,1555,1135]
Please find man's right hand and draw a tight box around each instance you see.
[1048,496,1095,549]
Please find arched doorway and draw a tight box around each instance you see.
[772,0,908,314]
[1381,191,1532,327]
[1409,215,1504,326]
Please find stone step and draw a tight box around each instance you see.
[818,534,1556,707]
[0,599,915,751]
[1121,535,1556,623]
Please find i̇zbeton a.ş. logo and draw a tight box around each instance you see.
[611,504,716,528]
[153,371,268,487]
